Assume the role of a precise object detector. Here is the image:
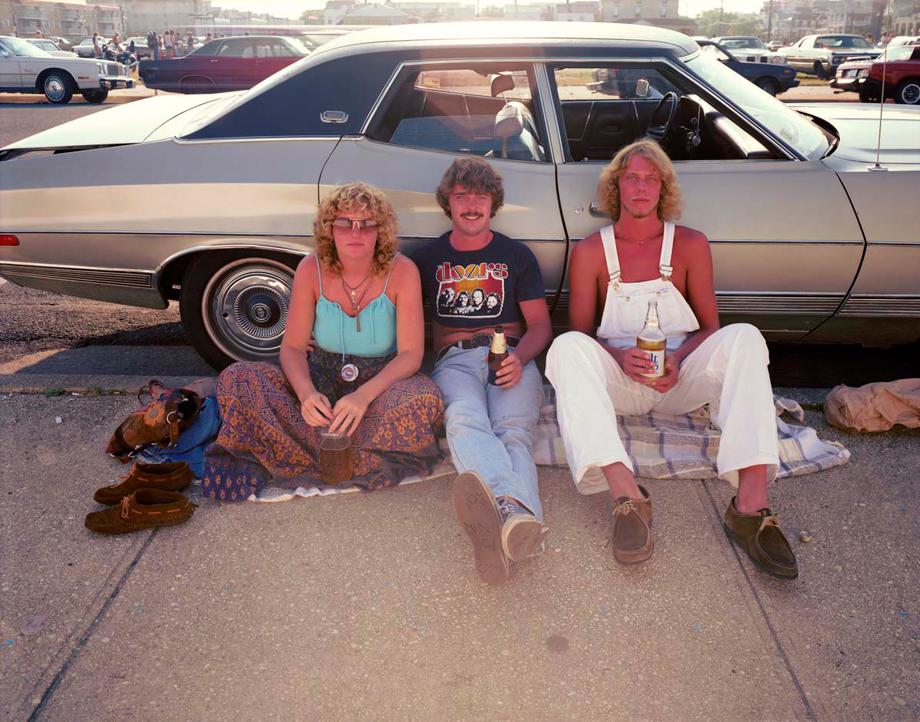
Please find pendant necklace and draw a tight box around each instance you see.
[339,271,372,383]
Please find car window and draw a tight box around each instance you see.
[369,64,547,162]
[190,39,222,56]
[2,36,50,57]
[817,36,870,49]
[217,39,251,57]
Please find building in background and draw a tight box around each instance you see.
[599,0,695,33]
[0,0,122,40]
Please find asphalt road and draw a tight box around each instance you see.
[2,103,917,387]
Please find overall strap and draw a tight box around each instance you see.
[599,225,622,288]
[382,253,399,293]
[659,222,675,281]
[314,254,325,297]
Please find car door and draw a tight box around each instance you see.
[0,40,22,88]
[785,38,812,71]
[319,60,568,296]
[545,60,865,341]
[214,38,255,89]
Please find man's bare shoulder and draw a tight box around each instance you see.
[673,225,710,258]
[572,230,606,263]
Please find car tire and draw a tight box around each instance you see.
[40,71,75,104]
[81,88,108,103]
[895,78,920,105]
[179,253,300,371]
[179,76,215,94]
[755,77,780,95]
[813,62,826,79]
[858,88,879,103]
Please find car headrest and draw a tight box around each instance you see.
[490,73,515,97]
[494,102,526,139]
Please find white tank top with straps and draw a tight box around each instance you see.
[595,222,700,351]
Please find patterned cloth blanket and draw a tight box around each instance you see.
[243,385,850,503]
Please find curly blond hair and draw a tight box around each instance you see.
[597,140,682,222]
[314,182,399,276]
[435,157,505,218]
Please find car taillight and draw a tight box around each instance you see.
[0,234,20,246]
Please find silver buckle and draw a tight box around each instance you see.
[659,264,673,280]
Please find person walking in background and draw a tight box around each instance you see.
[147,30,159,61]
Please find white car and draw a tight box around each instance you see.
[0,35,133,104]
[711,36,787,64]
[25,38,77,58]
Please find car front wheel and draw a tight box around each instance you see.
[179,253,299,371]
[41,71,75,104]
[858,88,879,103]
[813,62,826,79]
[81,88,108,103]
[895,79,920,105]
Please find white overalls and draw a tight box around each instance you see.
[545,223,779,495]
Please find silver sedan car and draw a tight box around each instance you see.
[1,22,918,369]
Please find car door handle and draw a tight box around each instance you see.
[210,59,218,63]
[589,201,608,218]
[320,110,349,124]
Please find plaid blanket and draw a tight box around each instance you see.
[248,385,849,502]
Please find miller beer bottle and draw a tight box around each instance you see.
[637,300,666,380]
[487,326,509,385]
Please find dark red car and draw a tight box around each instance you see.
[833,44,920,104]
[139,35,313,93]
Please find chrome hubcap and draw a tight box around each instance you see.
[904,84,920,104]
[45,77,65,101]
[204,259,294,361]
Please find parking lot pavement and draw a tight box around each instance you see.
[1,387,917,720]
[0,85,174,105]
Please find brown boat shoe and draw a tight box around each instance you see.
[723,497,799,579]
[93,461,193,505]
[611,485,654,565]
[85,488,196,535]
[452,471,509,585]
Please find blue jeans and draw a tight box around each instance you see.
[432,346,544,519]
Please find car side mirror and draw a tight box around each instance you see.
[0,50,10,59]
[635,78,650,98]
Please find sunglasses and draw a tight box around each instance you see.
[333,217,378,231]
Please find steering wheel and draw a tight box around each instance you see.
[644,91,679,142]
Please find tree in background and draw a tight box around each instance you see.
[696,9,764,37]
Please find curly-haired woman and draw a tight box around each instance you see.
[203,182,444,500]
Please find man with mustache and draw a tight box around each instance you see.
[412,157,552,585]
[545,140,798,579]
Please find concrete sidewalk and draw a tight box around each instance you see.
[1,378,917,720]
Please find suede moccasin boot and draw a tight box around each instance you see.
[723,497,799,579]
[93,461,193,505]
[611,485,653,565]
[85,489,196,535]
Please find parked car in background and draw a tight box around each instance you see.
[832,44,920,102]
[138,35,312,93]
[47,36,73,52]
[73,36,105,58]
[887,35,920,48]
[25,38,77,58]
[766,40,785,51]
[699,40,799,94]
[781,34,878,78]
[0,35,132,103]
[123,36,151,59]
[711,36,787,64]
[2,23,918,368]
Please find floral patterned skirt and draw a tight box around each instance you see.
[202,350,444,501]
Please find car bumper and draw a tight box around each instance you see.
[783,78,800,90]
[100,76,134,90]
[831,75,866,91]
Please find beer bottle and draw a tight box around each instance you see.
[487,326,509,385]
[637,299,666,380]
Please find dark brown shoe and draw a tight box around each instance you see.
[723,497,798,579]
[611,485,653,565]
[85,489,196,535]
[452,471,509,585]
[93,461,193,505]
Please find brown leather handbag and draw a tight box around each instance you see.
[106,379,213,462]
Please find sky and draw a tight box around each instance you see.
[221,0,767,21]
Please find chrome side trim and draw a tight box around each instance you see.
[173,136,338,145]
[154,241,315,277]
[839,295,920,317]
[360,62,403,136]
[715,293,843,315]
[0,262,152,288]
[533,63,565,164]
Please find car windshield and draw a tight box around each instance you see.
[188,39,221,56]
[722,37,765,49]
[284,36,313,54]
[2,36,51,57]
[685,51,829,159]
[875,46,916,61]
[818,36,871,49]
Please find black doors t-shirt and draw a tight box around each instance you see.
[411,231,546,328]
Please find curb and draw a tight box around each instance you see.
[0,87,164,106]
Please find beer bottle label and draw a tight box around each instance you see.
[639,349,665,379]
